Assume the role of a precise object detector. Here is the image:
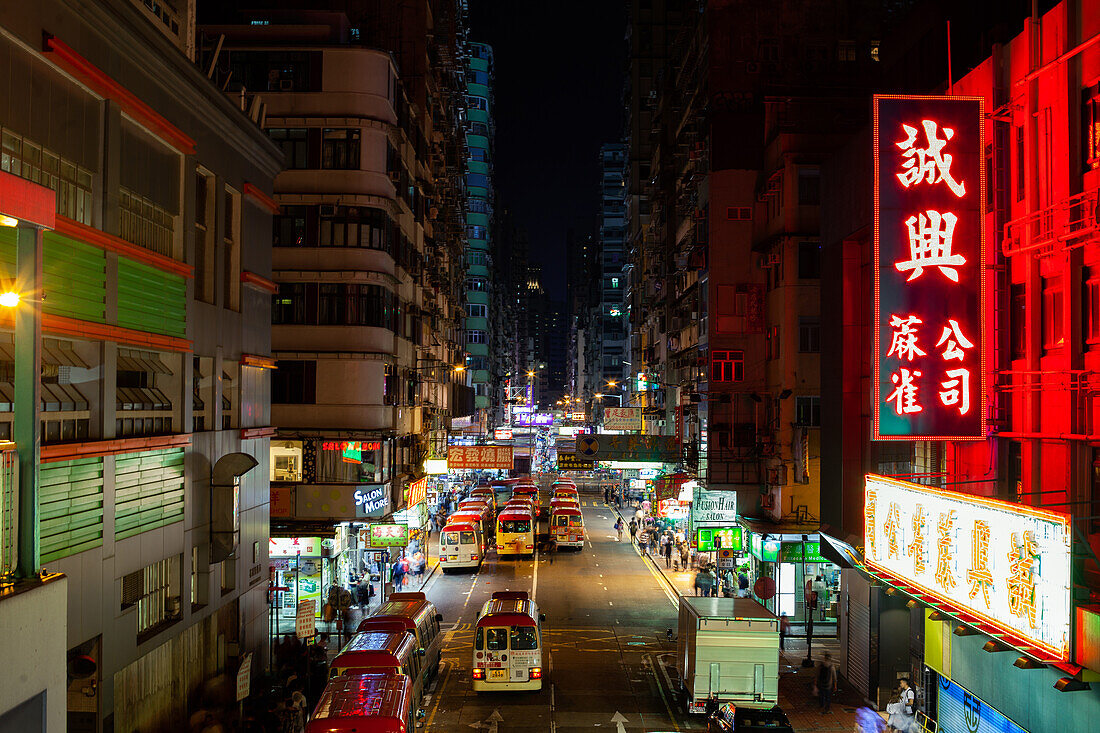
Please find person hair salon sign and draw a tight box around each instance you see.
[864,474,1071,660]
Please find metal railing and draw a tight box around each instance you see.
[0,442,19,582]
[1003,188,1100,258]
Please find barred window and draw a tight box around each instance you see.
[123,555,182,640]
[120,187,174,257]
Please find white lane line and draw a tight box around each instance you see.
[532,545,539,598]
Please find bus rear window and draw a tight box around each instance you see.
[569,516,583,526]
[501,519,530,533]
[442,531,460,545]
[553,516,567,527]
[486,628,508,650]
[461,531,476,544]
[510,626,537,650]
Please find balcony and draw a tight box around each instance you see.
[1003,189,1100,258]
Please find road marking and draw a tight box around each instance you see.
[644,653,681,731]
[424,658,452,728]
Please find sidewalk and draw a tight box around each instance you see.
[610,507,869,733]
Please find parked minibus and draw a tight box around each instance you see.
[446,509,492,540]
[472,597,545,691]
[439,518,484,573]
[307,671,413,733]
[549,505,585,549]
[457,498,490,514]
[496,508,535,557]
[511,485,539,501]
[469,486,496,510]
[356,598,443,680]
[329,631,427,710]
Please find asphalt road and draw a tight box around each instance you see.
[418,497,706,732]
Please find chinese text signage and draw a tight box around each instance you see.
[873,95,986,440]
[447,445,514,470]
[864,474,1071,660]
[369,523,409,548]
[405,477,428,509]
[603,407,642,431]
[557,453,595,471]
[696,527,743,553]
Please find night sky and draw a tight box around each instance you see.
[467,1,626,295]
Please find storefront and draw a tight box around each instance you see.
[743,528,840,627]
[269,536,330,620]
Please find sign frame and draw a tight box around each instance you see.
[603,406,642,431]
[864,473,1072,661]
[872,94,987,441]
[369,523,410,548]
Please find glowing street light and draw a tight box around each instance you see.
[0,291,20,308]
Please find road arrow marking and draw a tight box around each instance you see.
[611,711,629,733]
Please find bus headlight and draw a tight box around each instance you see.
[529,667,542,680]
[472,668,485,680]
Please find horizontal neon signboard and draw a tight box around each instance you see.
[864,474,1071,660]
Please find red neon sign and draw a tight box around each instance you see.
[873,95,986,440]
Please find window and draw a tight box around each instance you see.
[466,251,488,268]
[798,241,821,279]
[122,555,182,641]
[221,557,236,595]
[1010,283,1026,359]
[1042,276,1064,350]
[766,325,779,361]
[317,206,393,250]
[467,95,488,111]
[838,41,857,62]
[711,350,745,382]
[194,170,215,303]
[268,128,309,168]
[115,349,174,437]
[191,544,208,609]
[485,628,507,650]
[795,396,821,426]
[798,318,821,353]
[1086,272,1100,346]
[274,205,308,247]
[1085,86,1100,172]
[611,277,620,288]
[726,206,751,221]
[1016,126,1025,202]
[224,187,241,311]
[120,187,174,257]
[467,224,487,240]
[798,169,820,205]
[322,128,361,169]
[510,626,538,650]
[272,360,316,404]
[466,277,488,292]
[465,303,488,318]
[466,330,487,345]
[0,129,93,225]
[273,283,400,330]
[467,172,489,189]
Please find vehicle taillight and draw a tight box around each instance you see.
[526,544,534,549]
[472,668,485,680]
[471,554,479,560]
[529,667,542,680]
[496,544,503,549]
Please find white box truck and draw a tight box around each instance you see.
[676,596,780,715]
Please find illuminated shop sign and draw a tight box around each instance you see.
[696,527,743,553]
[353,485,388,516]
[405,477,428,508]
[750,534,781,563]
[321,441,382,464]
[937,676,1025,733]
[873,95,986,440]
[514,412,553,427]
[694,488,738,526]
[494,428,514,440]
[447,445,514,470]
[864,474,1071,660]
[369,523,409,548]
[269,536,323,557]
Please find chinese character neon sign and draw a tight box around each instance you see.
[874,95,986,440]
[864,474,1071,661]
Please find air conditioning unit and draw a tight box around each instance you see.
[278,79,294,92]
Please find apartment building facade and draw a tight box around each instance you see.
[0,0,282,729]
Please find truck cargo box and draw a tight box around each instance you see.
[676,596,779,714]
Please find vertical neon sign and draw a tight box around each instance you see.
[873,95,986,440]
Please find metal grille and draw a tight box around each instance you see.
[0,444,18,580]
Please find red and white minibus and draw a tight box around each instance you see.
[356,598,443,680]
[550,505,585,549]
[439,518,484,573]
[307,671,413,733]
[472,596,545,691]
[496,508,535,557]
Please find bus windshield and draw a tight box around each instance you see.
[500,519,530,533]
[510,626,538,650]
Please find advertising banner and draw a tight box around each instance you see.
[936,676,1025,733]
[603,406,642,431]
[295,599,316,639]
[864,474,1071,660]
[269,537,323,557]
[696,527,743,553]
[514,412,553,427]
[447,445,514,470]
[292,484,390,520]
[693,488,738,526]
[873,95,986,440]
[405,477,428,508]
[494,428,514,440]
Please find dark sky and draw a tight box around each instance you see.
[467,1,626,295]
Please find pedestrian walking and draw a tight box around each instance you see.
[815,651,837,714]
[737,568,750,598]
[628,519,638,544]
[614,517,624,542]
[723,568,735,597]
[391,557,406,593]
[679,541,690,571]
[661,532,673,568]
[693,568,713,596]
[604,487,610,504]
[885,677,917,732]
[779,613,789,650]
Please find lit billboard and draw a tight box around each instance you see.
[864,474,1071,660]
[873,95,986,440]
[447,445,514,470]
[603,406,642,431]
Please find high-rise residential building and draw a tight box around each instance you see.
[587,144,629,398]
[201,0,472,634]
[464,41,497,432]
[0,0,281,728]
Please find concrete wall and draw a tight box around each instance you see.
[0,577,67,733]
